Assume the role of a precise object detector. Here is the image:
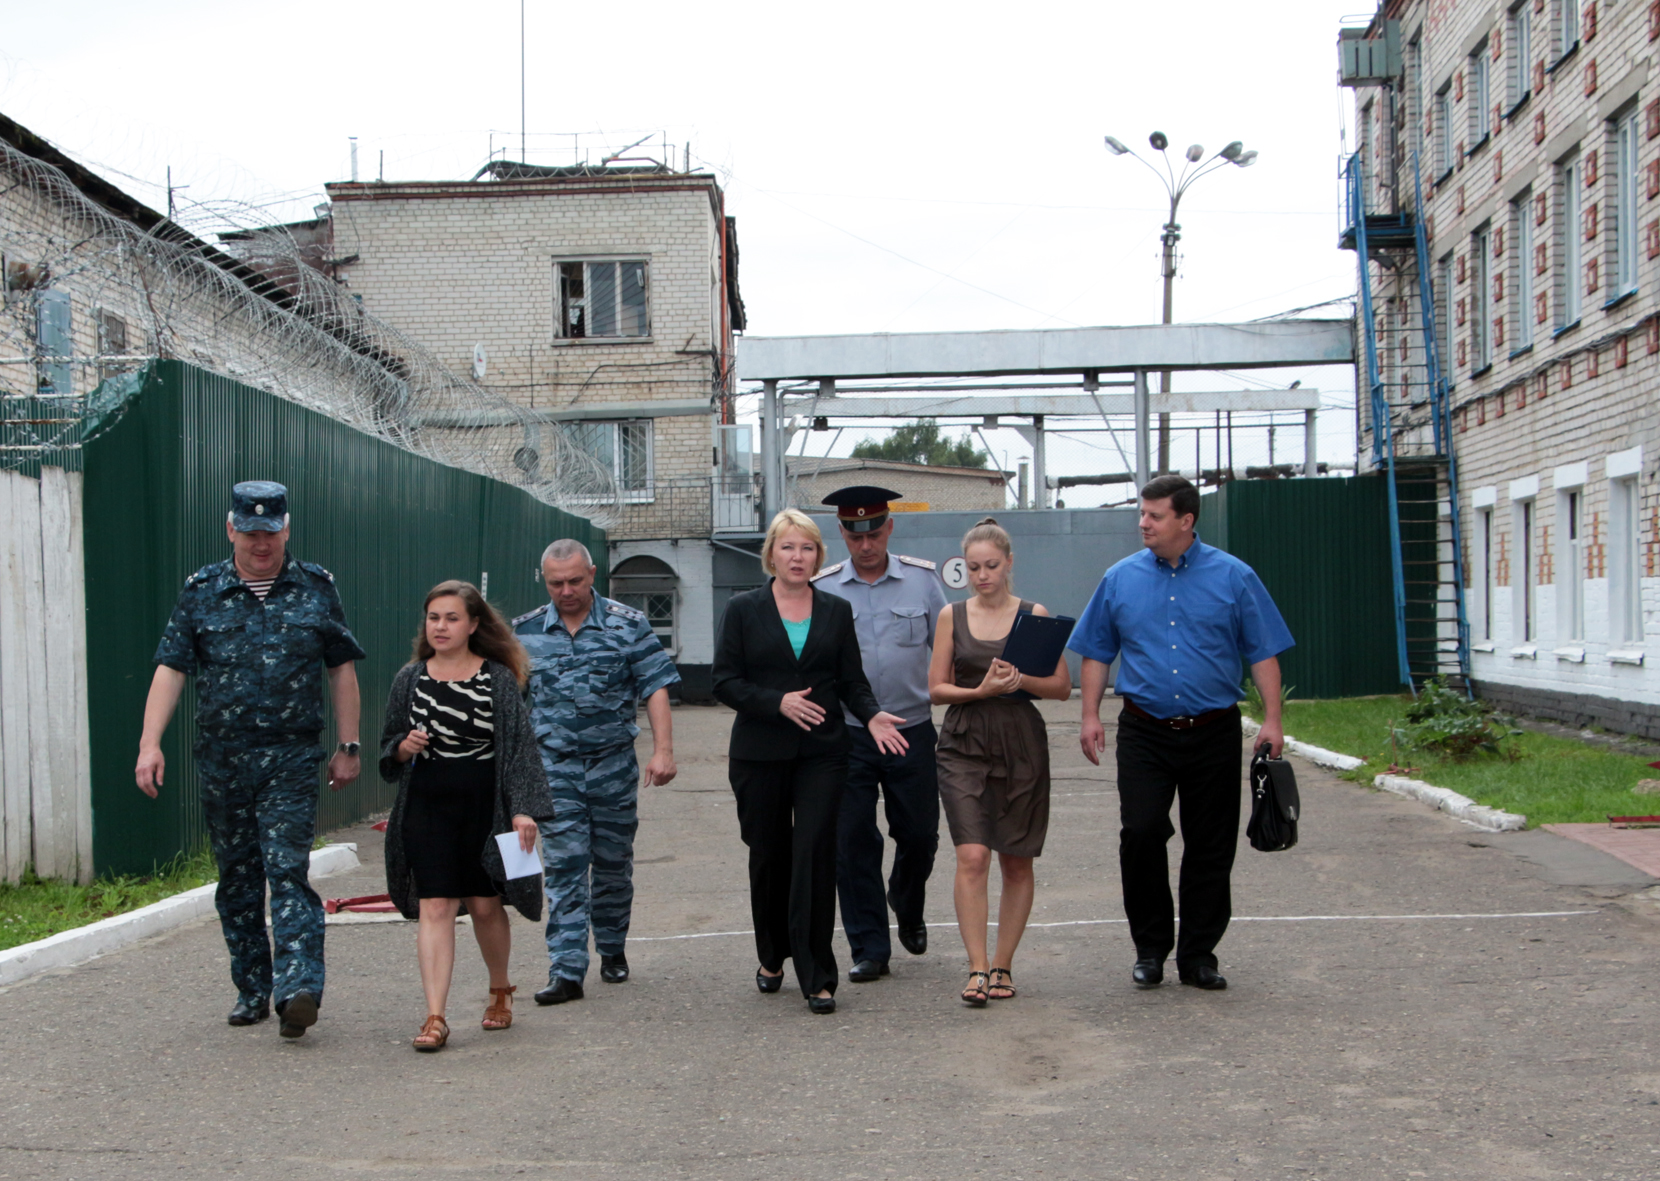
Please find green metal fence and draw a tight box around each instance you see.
[84,361,605,875]
[1207,475,1402,700]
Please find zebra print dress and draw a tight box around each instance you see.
[404,666,499,898]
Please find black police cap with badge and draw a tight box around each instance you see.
[230,481,289,533]
[821,485,901,534]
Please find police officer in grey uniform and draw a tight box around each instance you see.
[136,482,365,1038]
[813,486,948,983]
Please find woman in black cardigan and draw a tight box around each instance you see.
[712,509,909,1015]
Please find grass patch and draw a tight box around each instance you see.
[1260,694,1659,827]
[0,847,217,952]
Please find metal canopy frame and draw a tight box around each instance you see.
[736,320,1355,517]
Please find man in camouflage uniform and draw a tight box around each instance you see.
[515,538,679,1004]
[136,482,365,1039]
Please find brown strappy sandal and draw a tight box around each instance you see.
[961,970,990,1008]
[988,967,1017,1000]
[483,985,516,1031]
[413,1014,449,1052]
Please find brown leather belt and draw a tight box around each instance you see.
[1121,699,1237,730]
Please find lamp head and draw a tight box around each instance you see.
[1220,141,1244,161]
[1185,143,1204,162]
[1103,135,1131,156]
[1149,131,1169,151]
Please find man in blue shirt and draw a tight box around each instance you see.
[1069,475,1291,992]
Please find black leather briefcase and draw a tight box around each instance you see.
[1247,742,1301,852]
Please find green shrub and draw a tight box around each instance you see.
[1390,677,1519,762]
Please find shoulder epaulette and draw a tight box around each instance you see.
[603,597,646,622]
[811,561,845,581]
[184,562,222,588]
[896,554,937,570]
[511,604,548,627]
[296,559,335,582]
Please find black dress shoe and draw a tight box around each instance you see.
[534,976,585,1005]
[1132,957,1165,989]
[276,991,317,1039]
[756,967,785,994]
[599,953,629,984]
[896,921,928,956]
[1178,964,1227,991]
[228,997,269,1026]
[848,959,890,983]
[807,995,837,1015]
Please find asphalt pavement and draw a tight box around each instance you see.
[1,700,1656,1180]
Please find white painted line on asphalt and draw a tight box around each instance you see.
[625,910,1595,942]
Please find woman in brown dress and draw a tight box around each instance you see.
[929,518,1072,1006]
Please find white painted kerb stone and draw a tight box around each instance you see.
[0,843,360,988]
[1241,718,1367,771]
[1369,776,1528,832]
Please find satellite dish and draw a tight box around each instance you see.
[472,343,488,381]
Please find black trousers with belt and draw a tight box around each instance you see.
[730,754,847,998]
[836,720,939,965]
[1114,706,1243,971]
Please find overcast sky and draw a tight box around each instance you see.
[2,0,1367,502]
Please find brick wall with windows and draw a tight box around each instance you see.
[1356,0,1660,727]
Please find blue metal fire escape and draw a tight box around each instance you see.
[1342,151,1470,691]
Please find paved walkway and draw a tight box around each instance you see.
[1545,822,1660,877]
[1,701,1657,1180]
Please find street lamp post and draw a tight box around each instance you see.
[1104,132,1258,477]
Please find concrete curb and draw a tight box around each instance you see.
[1241,718,1367,771]
[1370,775,1528,832]
[0,843,361,988]
[1241,718,1527,831]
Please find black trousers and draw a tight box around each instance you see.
[1114,708,1243,970]
[730,754,847,998]
[836,720,940,964]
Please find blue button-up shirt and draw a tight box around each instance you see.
[514,594,680,757]
[813,553,947,730]
[1067,537,1293,718]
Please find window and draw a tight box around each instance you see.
[1509,1,1532,106]
[1560,154,1583,326]
[1472,225,1492,369]
[1557,0,1579,57]
[1614,106,1640,297]
[1611,476,1644,645]
[1437,252,1455,369]
[1470,43,1492,147]
[1479,507,1496,641]
[616,591,675,650]
[1516,497,1536,642]
[1436,85,1455,176]
[1513,195,1535,350]
[1408,37,1425,168]
[556,259,649,339]
[1560,487,1586,640]
[570,420,653,498]
[94,307,128,382]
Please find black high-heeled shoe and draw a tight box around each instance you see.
[755,966,784,994]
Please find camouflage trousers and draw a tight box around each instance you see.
[537,744,639,982]
[197,740,325,1008]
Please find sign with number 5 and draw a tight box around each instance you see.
[942,556,968,589]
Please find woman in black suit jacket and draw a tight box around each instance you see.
[712,509,909,1015]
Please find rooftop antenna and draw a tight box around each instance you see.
[349,136,358,182]
[520,0,526,163]
[602,133,654,166]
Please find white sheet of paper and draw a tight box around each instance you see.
[495,831,542,880]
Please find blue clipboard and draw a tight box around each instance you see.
[997,612,1075,699]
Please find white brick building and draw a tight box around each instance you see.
[320,164,748,698]
[1349,0,1660,734]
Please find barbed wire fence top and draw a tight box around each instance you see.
[0,140,619,524]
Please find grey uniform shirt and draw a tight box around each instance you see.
[813,554,948,730]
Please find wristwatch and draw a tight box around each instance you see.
[337,741,361,757]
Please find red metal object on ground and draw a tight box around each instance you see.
[371,820,389,832]
[1607,815,1660,828]
[323,893,397,914]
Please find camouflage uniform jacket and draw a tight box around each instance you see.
[154,555,366,745]
[513,594,680,757]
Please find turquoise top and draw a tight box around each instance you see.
[782,616,812,658]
